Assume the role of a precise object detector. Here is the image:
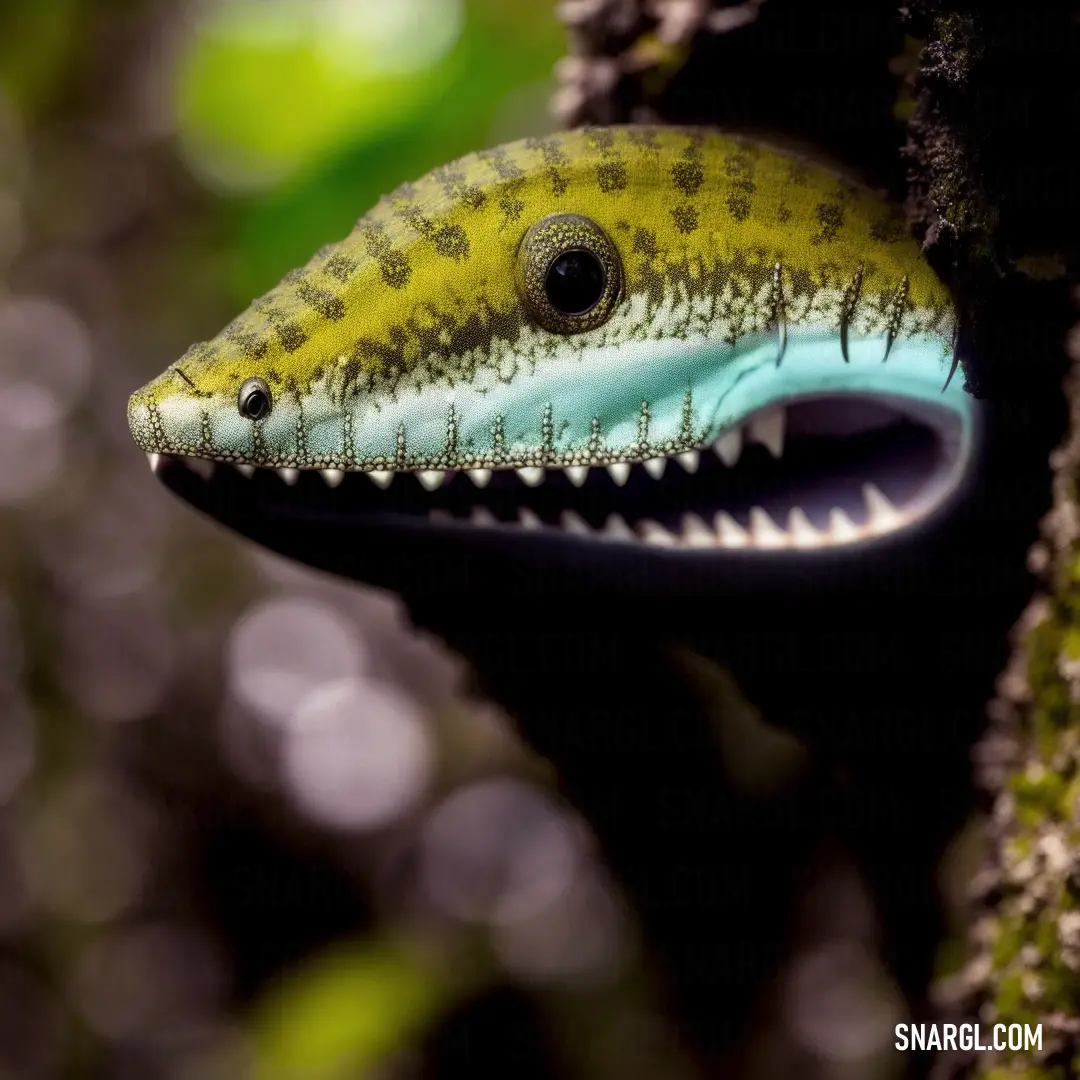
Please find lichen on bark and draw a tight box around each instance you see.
[901,7,998,264]
[932,314,1080,1080]
[899,6,1080,1079]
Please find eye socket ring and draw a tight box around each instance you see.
[238,377,272,421]
[516,214,622,334]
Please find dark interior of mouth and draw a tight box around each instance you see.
[195,395,953,534]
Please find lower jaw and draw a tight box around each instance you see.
[423,400,966,551]
[152,391,978,555]
[152,450,989,610]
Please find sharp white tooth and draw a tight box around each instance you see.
[234,463,255,479]
[518,467,545,487]
[560,510,592,536]
[862,483,903,531]
[146,452,161,472]
[602,514,635,541]
[787,508,820,548]
[471,506,499,527]
[828,507,861,543]
[714,428,743,467]
[565,465,589,487]
[643,457,666,480]
[714,511,750,548]
[748,507,788,547]
[747,405,785,458]
[468,469,492,488]
[277,467,300,486]
[639,520,677,547]
[186,457,214,481]
[518,507,544,530]
[321,468,345,488]
[417,470,446,491]
[607,462,631,486]
[680,514,716,547]
[369,469,393,489]
[676,450,700,474]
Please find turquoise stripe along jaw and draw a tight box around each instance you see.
[137,327,970,472]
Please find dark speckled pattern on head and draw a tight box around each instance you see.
[128,125,960,478]
[136,126,952,407]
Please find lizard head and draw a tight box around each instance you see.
[129,126,982,592]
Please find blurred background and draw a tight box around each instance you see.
[0,2,952,1077]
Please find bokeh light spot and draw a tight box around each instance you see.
[21,776,157,923]
[175,0,465,192]
[56,598,175,723]
[492,866,630,987]
[228,596,367,727]
[783,939,903,1064]
[0,380,63,505]
[71,921,225,1041]
[0,296,93,411]
[284,676,433,830]
[316,0,464,76]
[419,779,585,925]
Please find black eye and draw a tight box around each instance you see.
[238,377,272,421]
[545,249,606,315]
[516,213,622,334]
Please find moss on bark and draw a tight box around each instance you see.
[932,318,1080,1080]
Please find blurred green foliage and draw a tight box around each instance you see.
[0,0,83,116]
[173,0,565,304]
[0,0,564,307]
[175,0,468,191]
[252,935,459,1080]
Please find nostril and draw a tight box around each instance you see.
[172,366,197,390]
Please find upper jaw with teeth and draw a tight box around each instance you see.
[147,398,944,552]
[147,402,783,490]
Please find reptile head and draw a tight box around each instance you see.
[129,126,982,593]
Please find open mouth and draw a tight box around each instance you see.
[149,392,972,552]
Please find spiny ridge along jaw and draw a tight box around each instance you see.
[149,393,967,552]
